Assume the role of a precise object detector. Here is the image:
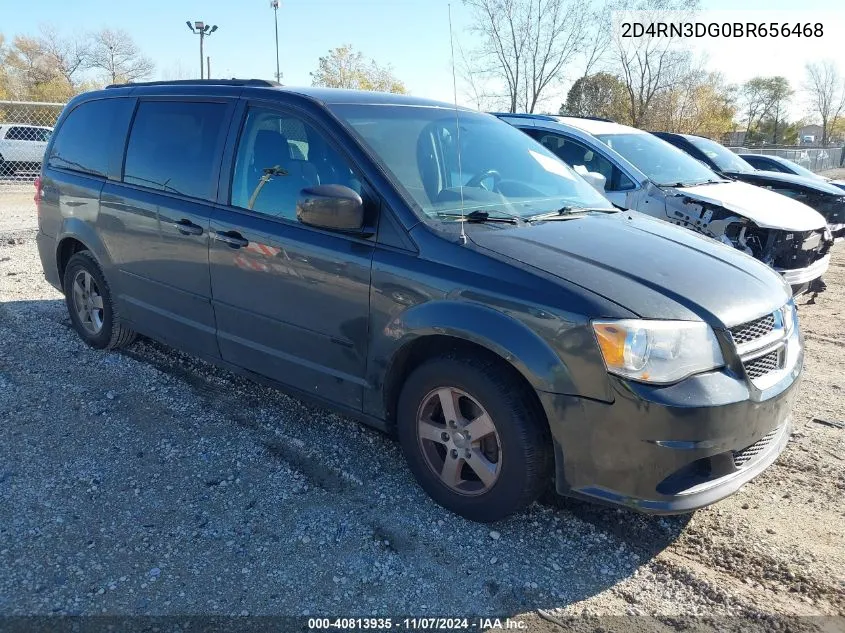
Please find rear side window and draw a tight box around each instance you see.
[49,99,133,177]
[123,100,229,200]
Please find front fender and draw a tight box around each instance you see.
[366,298,614,422]
[397,300,574,391]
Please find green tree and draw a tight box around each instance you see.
[310,44,406,93]
[561,72,628,122]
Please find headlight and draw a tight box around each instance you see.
[592,320,724,384]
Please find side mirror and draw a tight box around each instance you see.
[581,171,607,192]
[296,184,364,232]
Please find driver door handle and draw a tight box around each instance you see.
[212,230,249,249]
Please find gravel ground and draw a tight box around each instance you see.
[0,190,843,630]
[819,168,845,179]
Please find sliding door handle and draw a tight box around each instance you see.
[174,219,204,236]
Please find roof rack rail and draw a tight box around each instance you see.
[106,78,282,89]
[489,112,561,122]
[558,114,614,123]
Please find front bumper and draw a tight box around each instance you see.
[538,345,802,514]
[776,252,830,286]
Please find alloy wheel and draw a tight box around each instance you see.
[416,387,502,496]
[71,270,104,335]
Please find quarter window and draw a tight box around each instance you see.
[49,99,133,177]
[231,107,361,221]
[123,100,229,200]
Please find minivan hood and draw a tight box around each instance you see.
[672,180,826,232]
[727,169,845,196]
[469,211,789,326]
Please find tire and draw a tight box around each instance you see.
[63,251,136,350]
[397,354,552,522]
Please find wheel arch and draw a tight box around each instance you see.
[55,219,114,285]
[381,333,554,432]
[371,301,578,429]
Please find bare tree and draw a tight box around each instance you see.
[578,1,613,80]
[738,76,791,143]
[804,60,845,146]
[161,60,193,81]
[455,40,502,111]
[611,0,699,127]
[463,0,593,113]
[89,29,154,84]
[37,25,91,90]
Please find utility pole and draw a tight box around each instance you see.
[186,21,218,79]
[207,56,211,80]
[271,0,281,82]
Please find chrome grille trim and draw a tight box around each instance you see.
[729,314,775,346]
[728,305,795,386]
[744,349,781,380]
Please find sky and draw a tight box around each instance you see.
[2,0,844,118]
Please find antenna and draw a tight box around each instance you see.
[448,3,467,245]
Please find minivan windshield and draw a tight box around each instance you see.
[331,104,614,219]
[595,132,718,187]
[686,136,755,173]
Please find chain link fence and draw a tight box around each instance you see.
[728,145,844,173]
[0,100,66,189]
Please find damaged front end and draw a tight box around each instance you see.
[732,175,845,240]
[664,192,833,295]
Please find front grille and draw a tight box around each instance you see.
[730,314,775,346]
[744,350,780,379]
[732,428,780,468]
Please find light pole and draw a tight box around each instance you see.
[271,0,281,82]
[186,20,218,79]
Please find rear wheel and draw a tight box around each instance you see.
[63,251,136,350]
[397,355,552,522]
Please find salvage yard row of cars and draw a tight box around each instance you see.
[498,114,839,295]
[32,80,835,522]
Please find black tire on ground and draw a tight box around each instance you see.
[63,250,136,350]
[397,354,553,522]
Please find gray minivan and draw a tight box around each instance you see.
[36,80,802,521]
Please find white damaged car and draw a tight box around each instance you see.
[497,114,833,294]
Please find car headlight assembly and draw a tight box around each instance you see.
[592,320,724,384]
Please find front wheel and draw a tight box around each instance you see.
[397,355,552,522]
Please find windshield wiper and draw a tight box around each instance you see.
[662,178,724,188]
[527,206,618,221]
[436,209,523,224]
